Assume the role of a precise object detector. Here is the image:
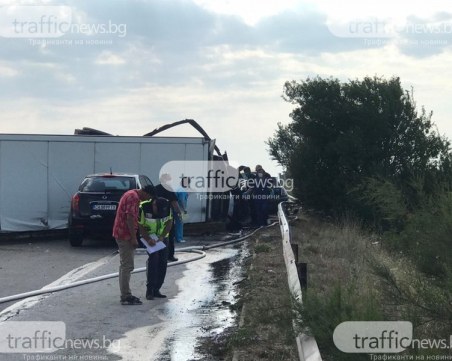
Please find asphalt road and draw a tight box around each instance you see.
[0,235,248,361]
[0,236,118,311]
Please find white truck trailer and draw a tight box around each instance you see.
[0,133,215,232]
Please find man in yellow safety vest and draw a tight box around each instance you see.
[138,197,173,300]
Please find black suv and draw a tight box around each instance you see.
[68,173,154,246]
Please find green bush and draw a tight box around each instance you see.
[370,255,452,349]
[350,176,407,231]
[293,216,452,359]
[268,76,451,217]
[394,192,452,280]
[297,284,382,361]
[352,175,452,281]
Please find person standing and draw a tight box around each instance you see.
[239,166,254,223]
[154,173,182,262]
[175,177,190,243]
[249,166,271,227]
[113,185,154,305]
[254,164,271,178]
[138,197,173,300]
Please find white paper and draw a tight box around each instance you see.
[140,237,166,254]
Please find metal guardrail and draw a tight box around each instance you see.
[277,202,323,361]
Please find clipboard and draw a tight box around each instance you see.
[140,237,166,254]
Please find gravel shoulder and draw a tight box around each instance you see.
[197,225,299,361]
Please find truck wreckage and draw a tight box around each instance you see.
[0,119,233,232]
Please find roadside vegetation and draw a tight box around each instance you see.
[291,215,451,360]
[232,229,298,360]
[268,76,452,358]
[197,227,299,360]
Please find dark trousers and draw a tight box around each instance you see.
[250,198,257,225]
[146,246,168,294]
[168,221,175,258]
[253,199,268,227]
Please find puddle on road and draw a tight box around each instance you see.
[156,241,250,361]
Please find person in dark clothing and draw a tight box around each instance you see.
[138,197,173,300]
[154,173,183,262]
[245,166,272,227]
[255,164,271,178]
[239,166,254,224]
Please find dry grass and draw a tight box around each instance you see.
[197,225,299,361]
[291,215,378,297]
[230,226,299,360]
[290,213,452,360]
[196,211,451,360]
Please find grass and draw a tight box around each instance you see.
[231,227,298,360]
[254,243,272,253]
[291,213,452,360]
[290,215,381,361]
[196,225,299,360]
[195,208,451,360]
[227,327,256,348]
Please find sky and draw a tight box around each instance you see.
[1,0,452,176]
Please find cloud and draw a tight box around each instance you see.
[0,62,18,76]
[396,13,452,57]
[1,0,452,176]
[254,10,366,55]
[95,51,126,65]
[0,0,373,103]
[192,0,299,26]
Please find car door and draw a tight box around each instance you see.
[139,175,154,189]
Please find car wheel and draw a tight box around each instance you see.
[69,229,84,247]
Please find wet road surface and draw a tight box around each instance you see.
[0,235,250,360]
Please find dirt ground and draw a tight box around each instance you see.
[196,225,299,361]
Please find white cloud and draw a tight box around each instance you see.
[95,51,125,65]
[0,63,18,77]
[1,0,452,176]
[192,0,299,25]
[316,0,451,20]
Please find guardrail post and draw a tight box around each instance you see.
[291,243,299,264]
[278,202,322,360]
[297,262,307,289]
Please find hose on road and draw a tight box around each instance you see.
[0,222,280,305]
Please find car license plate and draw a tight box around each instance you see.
[92,204,116,211]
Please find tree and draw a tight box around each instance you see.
[268,76,451,217]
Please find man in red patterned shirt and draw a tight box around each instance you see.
[113,185,154,305]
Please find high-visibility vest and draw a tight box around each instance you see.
[138,200,173,238]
